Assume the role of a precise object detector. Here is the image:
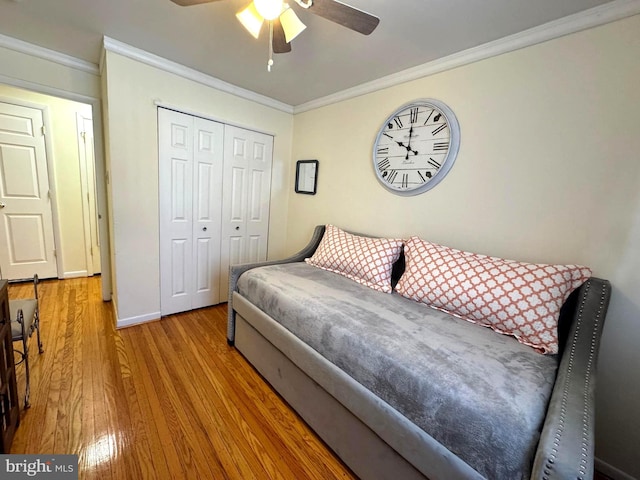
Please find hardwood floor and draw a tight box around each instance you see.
[7,277,355,479]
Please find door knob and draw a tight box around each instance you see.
[235,226,240,231]
[202,227,207,231]
[0,202,5,209]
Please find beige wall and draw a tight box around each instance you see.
[0,45,100,100]
[289,15,640,478]
[102,51,293,325]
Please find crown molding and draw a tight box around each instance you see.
[1,0,637,116]
[102,37,294,114]
[294,0,640,114]
[0,33,99,75]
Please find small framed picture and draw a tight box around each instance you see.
[295,160,319,195]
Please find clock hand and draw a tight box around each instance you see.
[406,125,414,159]
[394,139,408,149]
[386,132,409,150]
[388,131,418,156]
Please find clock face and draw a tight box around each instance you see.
[372,99,460,196]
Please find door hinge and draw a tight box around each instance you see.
[53,249,57,258]
[41,125,46,136]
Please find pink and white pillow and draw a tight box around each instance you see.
[396,237,591,354]
[305,225,403,293]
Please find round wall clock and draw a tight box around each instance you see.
[372,99,460,196]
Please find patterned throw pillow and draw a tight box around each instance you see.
[396,237,592,354]
[305,225,404,293]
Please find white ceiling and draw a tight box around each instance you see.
[0,0,624,106]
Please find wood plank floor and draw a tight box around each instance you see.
[7,277,356,480]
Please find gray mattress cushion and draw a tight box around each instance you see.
[237,262,558,480]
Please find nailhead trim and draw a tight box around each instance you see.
[544,279,607,479]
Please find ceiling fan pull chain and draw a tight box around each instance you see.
[293,0,312,9]
[268,21,274,72]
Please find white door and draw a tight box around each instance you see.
[0,101,57,280]
[159,108,224,315]
[76,112,101,275]
[220,125,273,300]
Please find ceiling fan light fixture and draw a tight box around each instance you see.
[236,3,264,39]
[254,0,284,20]
[280,6,306,43]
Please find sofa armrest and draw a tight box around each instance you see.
[226,225,326,344]
[531,277,611,480]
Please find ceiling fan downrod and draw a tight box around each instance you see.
[268,21,274,71]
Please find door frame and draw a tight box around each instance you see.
[0,96,63,278]
[76,111,100,277]
[0,75,112,301]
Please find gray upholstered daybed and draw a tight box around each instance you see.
[227,225,611,480]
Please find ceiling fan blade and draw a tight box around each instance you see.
[170,0,223,6]
[308,0,380,35]
[272,19,292,54]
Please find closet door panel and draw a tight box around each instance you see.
[220,126,273,300]
[228,236,245,266]
[160,109,193,315]
[192,117,224,309]
[229,167,247,223]
[247,235,262,264]
[245,133,272,263]
[171,239,189,296]
[159,109,223,315]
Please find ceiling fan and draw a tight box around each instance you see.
[170,0,380,71]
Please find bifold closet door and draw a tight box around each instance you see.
[159,108,224,315]
[219,125,273,300]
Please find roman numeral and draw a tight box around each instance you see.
[432,123,447,135]
[377,147,389,155]
[423,109,435,125]
[387,170,398,184]
[401,173,409,188]
[393,116,403,128]
[410,107,419,124]
[433,142,449,151]
[428,158,441,169]
[383,133,393,139]
[378,158,390,171]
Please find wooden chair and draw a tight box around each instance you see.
[9,274,44,409]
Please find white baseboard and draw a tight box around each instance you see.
[596,457,638,480]
[61,270,89,279]
[116,311,161,329]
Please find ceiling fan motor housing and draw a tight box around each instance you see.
[254,0,284,20]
